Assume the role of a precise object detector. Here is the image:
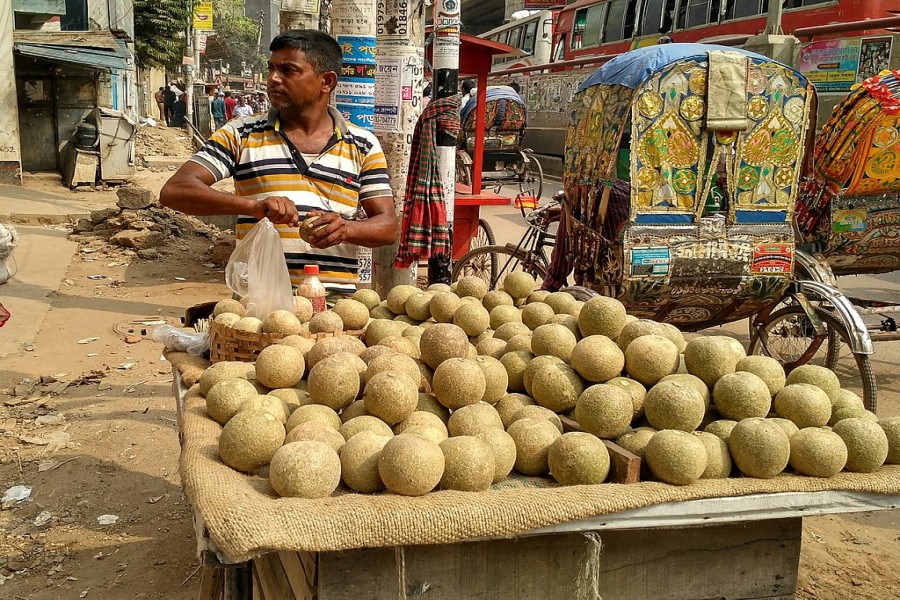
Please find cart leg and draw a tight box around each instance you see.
[198,567,223,600]
[224,563,253,600]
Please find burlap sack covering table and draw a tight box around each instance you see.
[176,378,900,564]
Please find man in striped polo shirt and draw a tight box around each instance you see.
[160,30,396,294]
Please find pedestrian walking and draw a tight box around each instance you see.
[256,92,269,112]
[224,90,237,120]
[211,92,226,129]
[163,85,177,125]
[154,87,165,121]
[234,95,254,118]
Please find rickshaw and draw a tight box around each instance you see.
[456,85,544,200]
[561,44,876,407]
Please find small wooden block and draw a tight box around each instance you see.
[196,567,223,600]
[279,551,317,600]
[559,415,641,484]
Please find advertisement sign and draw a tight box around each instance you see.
[798,36,893,91]
[336,35,376,132]
[751,244,793,275]
[193,1,214,31]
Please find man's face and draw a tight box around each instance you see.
[267,48,334,111]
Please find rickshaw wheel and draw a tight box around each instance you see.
[456,154,473,188]
[749,305,877,412]
[451,245,547,290]
[518,151,544,200]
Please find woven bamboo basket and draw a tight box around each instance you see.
[208,319,365,363]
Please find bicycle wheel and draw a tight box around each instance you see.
[519,152,544,200]
[749,305,876,412]
[456,153,473,188]
[466,219,498,283]
[452,245,548,291]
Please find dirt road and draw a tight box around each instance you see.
[0,175,898,599]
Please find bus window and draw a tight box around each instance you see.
[496,30,509,45]
[641,0,666,36]
[572,8,588,49]
[678,0,710,28]
[604,0,628,42]
[553,35,566,61]
[522,20,538,55]
[508,26,522,50]
[661,0,677,32]
[725,0,764,19]
[584,5,606,46]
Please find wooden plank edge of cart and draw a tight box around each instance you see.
[173,370,900,600]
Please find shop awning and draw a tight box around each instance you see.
[14,34,131,71]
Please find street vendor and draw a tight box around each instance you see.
[159,29,397,294]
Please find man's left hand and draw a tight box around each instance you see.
[306,210,351,249]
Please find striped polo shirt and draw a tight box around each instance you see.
[190,106,392,292]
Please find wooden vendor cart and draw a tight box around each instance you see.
[165,359,900,600]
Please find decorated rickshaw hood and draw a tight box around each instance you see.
[577,43,806,92]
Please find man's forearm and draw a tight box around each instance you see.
[160,175,258,217]
[345,213,398,248]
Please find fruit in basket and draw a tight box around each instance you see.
[467,356,506,405]
[719,336,746,360]
[532,363,583,413]
[429,291,460,323]
[575,383,635,439]
[419,323,469,369]
[833,418,889,473]
[285,420,346,452]
[880,417,900,464]
[728,418,790,479]
[624,335,679,386]
[277,334,316,357]
[570,335,624,383]
[233,316,264,333]
[683,336,738,387]
[340,399,368,422]
[206,379,259,425]
[340,415,395,441]
[482,290,514,312]
[578,296,627,340]
[308,357,361,410]
[433,358,486,410]
[769,418,800,438]
[262,310,302,335]
[455,275,487,300]
[773,383,832,428]
[495,393,536,428]
[527,290,550,304]
[510,405,563,433]
[219,410,286,472]
[214,298,246,318]
[659,373,709,407]
[531,324,577,361]
[548,432,610,485]
[657,323,687,353]
[643,380,705,432]
[489,305,521,330]
[547,314,580,338]
[350,288,381,311]
[370,304,395,320]
[366,352,421,388]
[789,427,847,477]
[606,377,647,419]
[293,296,314,323]
[400,292,430,322]
[199,361,255,395]
[521,302,554,330]
[616,319,666,351]
[270,441,341,498]
[307,336,365,369]
[377,335,420,359]
[379,434,445,496]
[333,298,370,330]
[287,404,341,433]
[341,431,391,493]
[308,310,344,334]
[365,319,408,346]
[544,291,577,315]
[693,431,732,479]
[713,371,772,421]
[448,403,503,436]
[472,427,516,483]
[508,417,562,476]
[416,393,450,423]
[364,371,419,424]
[396,411,448,439]
[239,395,289,423]
[439,436,495,491]
[735,356,786,397]
[503,271,536,299]
[477,337,507,359]
[255,345,304,389]
[832,389,865,414]
[505,333,532,353]
[616,428,657,459]
[453,302,490,336]
[785,364,841,405]
[500,350,533,392]
[830,407,878,426]
[386,284,418,314]
[704,419,738,441]
[214,313,242,327]
[494,321,531,341]
[645,430,708,485]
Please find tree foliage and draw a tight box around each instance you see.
[134,0,192,69]
[206,0,266,76]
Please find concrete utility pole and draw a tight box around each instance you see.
[185,28,197,128]
[372,0,427,294]
[279,0,320,31]
[0,0,22,184]
[332,0,377,286]
[427,0,460,284]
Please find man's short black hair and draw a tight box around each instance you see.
[158,86,164,91]
[509,82,521,93]
[224,90,232,97]
[270,29,342,75]
[461,79,475,94]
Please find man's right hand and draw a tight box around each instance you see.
[253,196,299,226]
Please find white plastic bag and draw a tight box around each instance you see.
[224,218,294,318]
[151,325,209,356]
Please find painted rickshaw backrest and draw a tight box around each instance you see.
[799,70,900,275]
[564,45,815,329]
[461,88,528,154]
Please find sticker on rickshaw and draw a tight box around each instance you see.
[751,244,793,274]
[630,247,670,276]
[832,208,868,233]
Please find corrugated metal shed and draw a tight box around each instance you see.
[13,32,131,71]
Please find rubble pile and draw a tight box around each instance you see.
[135,124,194,158]
[69,186,235,264]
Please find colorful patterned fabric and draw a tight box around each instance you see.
[395,96,461,269]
